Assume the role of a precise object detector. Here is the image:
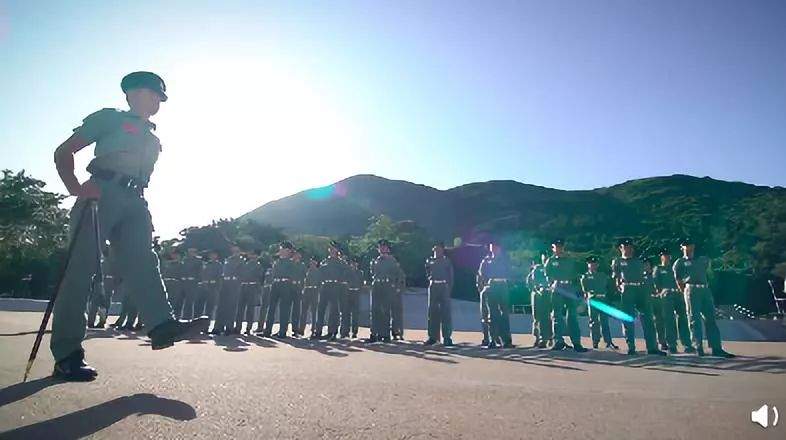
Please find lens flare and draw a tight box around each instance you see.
[588,298,635,323]
[305,182,348,201]
[552,285,634,323]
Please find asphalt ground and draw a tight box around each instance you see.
[1,311,785,439]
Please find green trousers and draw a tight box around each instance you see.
[51,181,173,362]
[649,296,667,346]
[587,294,614,345]
[660,289,693,349]
[531,287,552,343]
[619,285,658,351]
[480,282,512,345]
[299,287,319,335]
[685,285,722,351]
[550,285,582,347]
[427,283,452,342]
[371,281,395,338]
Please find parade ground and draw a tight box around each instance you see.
[1,311,785,439]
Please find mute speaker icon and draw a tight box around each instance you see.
[751,404,779,428]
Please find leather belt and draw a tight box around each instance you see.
[374,278,393,283]
[431,280,448,284]
[553,280,572,285]
[241,282,259,286]
[89,167,146,193]
[489,278,508,283]
[622,282,644,286]
[163,277,177,282]
[201,280,218,284]
[273,278,293,282]
[687,283,708,288]
[223,276,239,281]
[304,285,318,289]
[182,277,196,281]
[348,288,361,291]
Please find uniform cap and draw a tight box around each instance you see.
[377,239,391,247]
[433,241,445,248]
[617,238,634,247]
[121,71,167,101]
[658,248,671,256]
[551,238,564,246]
[279,241,294,250]
[586,256,599,263]
[680,238,695,246]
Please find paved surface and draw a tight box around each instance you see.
[1,311,785,439]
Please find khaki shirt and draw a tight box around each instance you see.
[673,256,711,285]
[426,256,453,284]
[319,256,350,283]
[580,271,608,295]
[201,260,222,283]
[611,257,646,283]
[652,265,678,290]
[74,108,162,184]
[370,255,401,282]
[544,255,578,283]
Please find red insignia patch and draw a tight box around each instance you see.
[122,122,139,134]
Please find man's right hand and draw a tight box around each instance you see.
[76,179,101,200]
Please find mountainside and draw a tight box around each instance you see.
[242,174,786,274]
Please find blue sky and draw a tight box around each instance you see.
[1,0,784,238]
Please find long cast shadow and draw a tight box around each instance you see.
[0,330,52,337]
[0,393,196,439]
[0,377,62,408]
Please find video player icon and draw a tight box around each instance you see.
[751,404,779,428]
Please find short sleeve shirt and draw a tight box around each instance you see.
[73,108,162,184]
[673,256,711,284]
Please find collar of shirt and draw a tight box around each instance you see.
[123,111,156,130]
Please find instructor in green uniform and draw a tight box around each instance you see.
[611,239,665,356]
[51,71,208,381]
[477,241,514,349]
[580,256,618,350]
[544,239,587,352]
[526,251,552,348]
[653,248,694,354]
[673,238,735,358]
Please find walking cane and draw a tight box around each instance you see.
[23,199,96,382]
[90,202,107,325]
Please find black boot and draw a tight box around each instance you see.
[647,349,667,356]
[53,350,98,382]
[711,349,736,358]
[443,338,454,347]
[148,317,210,350]
[423,338,438,346]
[551,340,566,351]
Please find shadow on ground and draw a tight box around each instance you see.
[0,393,196,439]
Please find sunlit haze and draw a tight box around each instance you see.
[1,0,784,238]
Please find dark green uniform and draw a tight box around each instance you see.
[544,255,583,348]
[611,257,658,352]
[315,256,349,338]
[426,256,453,343]
[391,266,406,339]
[645,270,667,348]
[526,264,552,346]
[370,255,402,340]
[257,267,273,332]
[580,270,614,347]
[299,267,321,335]
[289,260,307,336]
[342,266,363,338]
[197,259,222,320]
[265,258,301,337]
[213,254,244,334]
[477,254,513,346]
[673,256,724,352]
[179,254,203,320]
[236,258,264,333]
[51,109,175,362]
[653,264,692,351]
[162,258,183,319]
